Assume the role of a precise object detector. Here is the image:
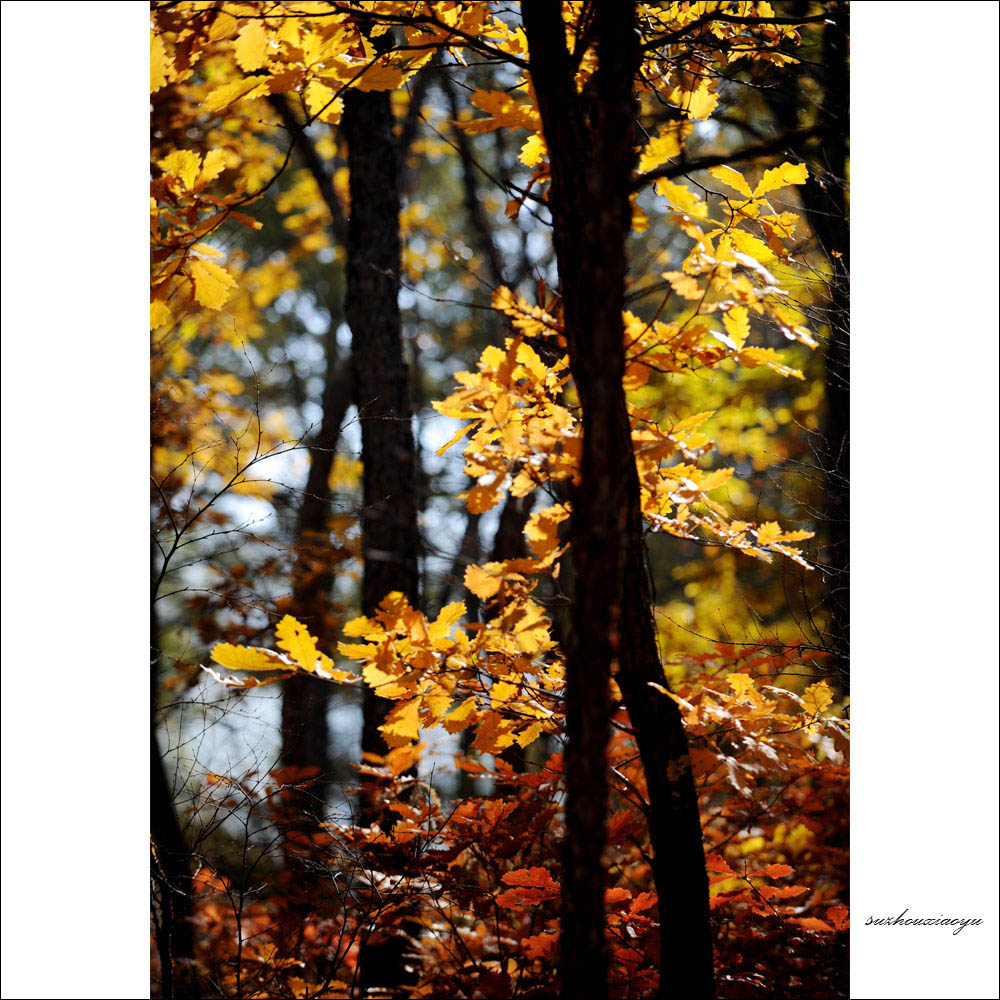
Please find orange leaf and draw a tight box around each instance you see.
[763,863,794,878]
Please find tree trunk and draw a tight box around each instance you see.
[762,1,850,687]
[523,3,714,997]
[343,85,420,773]
[343,82,420,993]
[151,593,197,1000]
[280,342,353,825]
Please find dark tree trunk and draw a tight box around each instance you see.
[151,594,196,1000]
[813,3,850,688]
[343,86,420,776]
[523,3,714,997]
[490,494,533,772]
[762,1,850,687]
[343,82,420,994]
[281,342,353,818]
[270,94,355,821]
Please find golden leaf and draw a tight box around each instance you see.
[753,162,809,199]
[151,33,170,93]
[638,123,688,173]
[465,563,502,600]
[519,133,547,167]
[202,77,268,114]
[234,20,269,72]
[158,150,201,191]
[723,306,750,350]
[802,681,833,716]
[756,522,782,547]
[275,614,321,671]
[354,62,407,93]
[442,696,478,734]
[211,643,289,672]
[708,165,753,198]
[190,259,236,310]
[381,698,422,745]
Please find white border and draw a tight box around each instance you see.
[1,3,998,998]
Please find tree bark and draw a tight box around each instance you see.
[280,342,353,817]
[343,81,421,993]
[522,3,714,997]
[762,1,850,687]
[270,94,354,816]
[151,591,197,1000]
[344,86,420,774]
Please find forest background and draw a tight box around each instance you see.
[0,3,998,1000]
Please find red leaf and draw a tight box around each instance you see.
[706,854,735,874]
[501,867,558,890]
[630,891,657,915]
[522,931,558,960]
[763,863,794,878]
[789,916,834,933]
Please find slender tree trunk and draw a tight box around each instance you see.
[762,2,850,687]
[343,82,420,994]
[151,592,196,1000]
[281,342,353,822]
[813,3,850,688]
[343,85,420,773]
[523,3,714,997]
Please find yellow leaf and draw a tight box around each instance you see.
[802,681,833,715]
[756,522,781,547]
[151,33,170,93]
[463,89,538,133]
[514,722,544,748]
[202,77,268,114]
[524,504,570,559]
[190,258,236,310]
[708,165,753,198]
[435,422,472,457]
[680,80,719,120]
[342,616,384,640]
[442,696,478,734]
[638,123,688,173]
[381,698,421,745]
[211,643,288,672]
[491,680,518,704]
[654,179,708,219]
[275,614,322,671]
[699,468,733,492]
[662,270,703,300]
[623,361,650,391]
[428,601,466,641]
[730,229,776,264]
[465,563,502,600]
[737,347,802,379]
[753,162,809,199]
[362,658,407,698]
[234,20,269,72]
[723,306,750,350]
[315,664,357,684]
[158,150,201,191]
[338,642,377,660]
[463,477,503,514]
[727,673,756,699]
[150,300,172,331]
[354,62,406,93]
[304,80,343,124]
[199,148,229,187]
[519,133,547,167]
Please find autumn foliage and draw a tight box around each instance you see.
[151,3,849,998]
